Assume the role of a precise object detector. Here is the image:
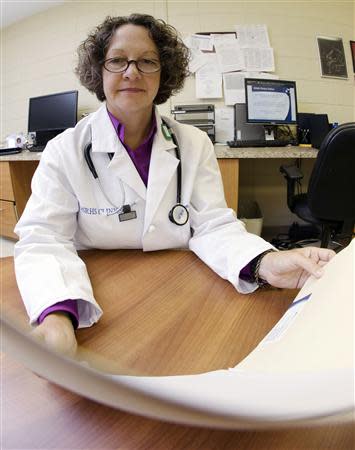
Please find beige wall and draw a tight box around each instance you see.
[169,0,355,124]
[1,0,354,227]
[2,0,354,139]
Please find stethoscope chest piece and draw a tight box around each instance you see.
[169,203,189,226]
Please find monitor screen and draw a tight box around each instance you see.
[28,90,78,133]
[245,78,298,125]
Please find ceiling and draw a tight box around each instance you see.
[1,1,65,29]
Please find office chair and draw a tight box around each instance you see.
[280,122,355,248]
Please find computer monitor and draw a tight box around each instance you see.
[245,78,298,139]
[28,90,78,146]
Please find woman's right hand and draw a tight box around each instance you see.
[31,312,77,357]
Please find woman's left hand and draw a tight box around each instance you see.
[258,247,336,289]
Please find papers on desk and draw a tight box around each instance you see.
[107,241,354,427]
[236,242,354,374]
[3,242,353,429]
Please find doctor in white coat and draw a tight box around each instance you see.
[14,14,334,355]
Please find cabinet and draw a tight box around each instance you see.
[0,161,38,239]
[0,144,316,239]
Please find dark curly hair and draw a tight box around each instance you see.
[75,14,190,104]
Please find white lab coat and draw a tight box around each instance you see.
[14,104,273,327]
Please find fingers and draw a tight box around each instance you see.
[318,248,336,262]
[295,248,334,278]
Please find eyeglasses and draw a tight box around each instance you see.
[103,57,161,74]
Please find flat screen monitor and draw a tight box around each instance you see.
[245,78,298,126]
[28,91,78,145]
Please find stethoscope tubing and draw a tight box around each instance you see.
[83,119,188,225]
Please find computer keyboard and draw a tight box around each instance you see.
[227,139,293,148]
[0,147,22,155]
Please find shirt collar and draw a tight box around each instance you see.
[107,108,157,146]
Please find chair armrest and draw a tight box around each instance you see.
[280,164,304,213]
[280,164,304,180]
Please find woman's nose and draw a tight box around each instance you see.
[123,61,141,79]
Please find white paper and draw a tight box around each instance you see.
[189,33,214,51]
[109,241,354,424]
[195,54,223,99]
[223,72,278,105]
[248,72,279,80]
[215,106,234,143]
[223,72,247,105]
[214,40,245,73]
[262,294,311,343]
[211,33,237,47]
[188,47,209,73]
[237,241,354,373]
[243,47,275,72]
[235,24,271,48]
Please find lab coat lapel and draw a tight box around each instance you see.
[90,105,146,200]
[108,150,147,201]
[144,116,178,233]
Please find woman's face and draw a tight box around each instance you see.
[102,24,161,118]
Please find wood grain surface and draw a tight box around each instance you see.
[1,250,354,449]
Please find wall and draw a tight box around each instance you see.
[1,0,354,227]
[1,1,169,138]
[168,0,354,124]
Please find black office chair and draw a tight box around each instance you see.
[280,122,355,248]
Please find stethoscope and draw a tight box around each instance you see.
[84,120,189,226]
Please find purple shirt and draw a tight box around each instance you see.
[38,109,157,328]
[38,300,79,328]
[107,109,157,186]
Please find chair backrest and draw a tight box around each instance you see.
[308,122,355,221]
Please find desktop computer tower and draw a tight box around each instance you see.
[234,104,265,141]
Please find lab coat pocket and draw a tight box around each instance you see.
[76,200,144,249]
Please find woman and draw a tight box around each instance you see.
[14,14,334,355]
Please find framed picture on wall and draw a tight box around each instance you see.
[350,41,355,73]
[316,36,348,79]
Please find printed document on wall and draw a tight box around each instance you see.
[187,33,214,51]
[223,72,246,105]
[195,54,223,99]
[223,72,278,105]
[215,106,234,143]
[235,24,271,48]
[214,40,245,73]
[188,48,209,73]
[211,33,237,47]
[243,47,275,72]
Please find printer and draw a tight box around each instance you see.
[171,104,215,143]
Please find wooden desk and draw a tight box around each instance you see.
[0,146,317,239]
[1,250,353,449]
